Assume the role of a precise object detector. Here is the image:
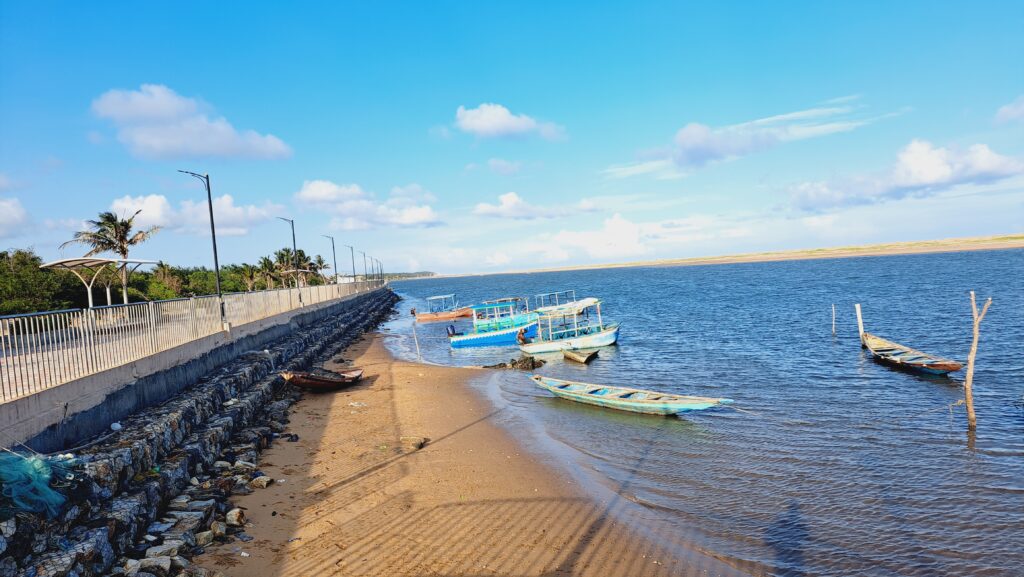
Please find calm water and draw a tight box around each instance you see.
[384,250,1024,577]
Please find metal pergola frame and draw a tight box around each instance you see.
[40,257,158,308]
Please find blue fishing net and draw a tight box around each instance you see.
[0,452,68,519]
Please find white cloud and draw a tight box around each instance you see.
[0,197,29,238]
[92,84,291,160]
[473,192,597,220]
[110,193,281,236]
[294,180,366,203]
[295,180,442,230]
[487,158,522,175]
[606,100,891,178]
[552,214,649,260]
[484,252,511,267]
[791,139,1024,211]
[454,103,564,139]
[995,95,1024,123]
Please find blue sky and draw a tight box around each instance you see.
[1,1,1022,274]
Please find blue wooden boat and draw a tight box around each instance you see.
[532,376,733,415]
[450,300,539,348]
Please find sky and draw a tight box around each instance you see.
[1,1,1022,275]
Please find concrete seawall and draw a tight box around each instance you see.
[1,288,392,453]
[0,287,398,577]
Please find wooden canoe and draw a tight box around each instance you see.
[861,333,963,375]
[281,369,364,392]
[562,349,598,364]
[416,307,473,323]
[532,375,733,415]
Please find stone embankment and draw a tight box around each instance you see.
[0,289,398,577]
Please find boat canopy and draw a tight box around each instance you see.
[535,290,576,309]
[535,297,600,316]
[425,294,458,313]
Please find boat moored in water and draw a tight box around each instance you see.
[519,297,619,354]
[532,375,733,415]
[855,304,963,375]
[416,294,472,322]
[450,299,539,348]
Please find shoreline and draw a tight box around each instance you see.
[401,233,1024,279]
[200,332,750,577]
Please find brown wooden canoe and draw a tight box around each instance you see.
[415,307,473,323]
[281,369,364,392]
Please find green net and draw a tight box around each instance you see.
[0,452,68,519]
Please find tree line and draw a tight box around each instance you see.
[1,209,431,316]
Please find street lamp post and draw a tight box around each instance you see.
[360,251,367,281]
[344,245,356,282]
[177,170,226,326]
[277,217,302,305]
[321,235,338,284]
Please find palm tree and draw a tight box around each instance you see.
[153,261,183,294]
[60,210,160,304]
[311,255,330,281]
[257,256,277,289]
[239,264,259,292]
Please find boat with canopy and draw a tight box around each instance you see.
[416,294,472,322]
[449,299,539,348]
[519,297,619,354]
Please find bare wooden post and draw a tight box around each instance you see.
[412,322,422,362]
[832,304,836,335]
[854,304,865,345]
[964,290,992,433]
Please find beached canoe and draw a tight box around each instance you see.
[563,349,598,364]
[281,369,364,392]
[531,375,733,415]
[861,333,963,375]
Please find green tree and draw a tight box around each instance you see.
[60,210,160,303]
[0,249,79,315]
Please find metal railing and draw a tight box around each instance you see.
[0,281,384,403]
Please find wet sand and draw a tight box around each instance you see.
[199,332,748,577]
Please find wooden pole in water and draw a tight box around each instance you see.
[832,304,836,335]
[964,290,992,433]
[412,322,422,362]
[854,303,865,345]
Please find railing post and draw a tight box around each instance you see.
[189,296,197,340]
[148,301,158,353]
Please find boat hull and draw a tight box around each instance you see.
[862,333,963,375]
[532,376,732,415]
[282,369,364,392]
[519,324,619,354]
[416,307,473,323]
[563,349,598,364]
[450,322,538,348]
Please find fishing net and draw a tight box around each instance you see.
[0,452,69,519]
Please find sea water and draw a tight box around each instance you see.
[384,249,1024,576]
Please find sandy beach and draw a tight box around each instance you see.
[415,234,1024,279]
[198,332,749,577]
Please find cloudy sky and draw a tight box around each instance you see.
[1,2,1022,274]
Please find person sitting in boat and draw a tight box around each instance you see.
[410,307,417,316]
[516,327,528,345]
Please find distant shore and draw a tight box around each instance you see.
[409,233,1024,279]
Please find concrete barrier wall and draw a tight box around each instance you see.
[1,288,391,453]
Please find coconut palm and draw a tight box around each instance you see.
[311,255,331,281]
[60,210,160,303]
[239,264,259,292]
[257,256,277,289]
